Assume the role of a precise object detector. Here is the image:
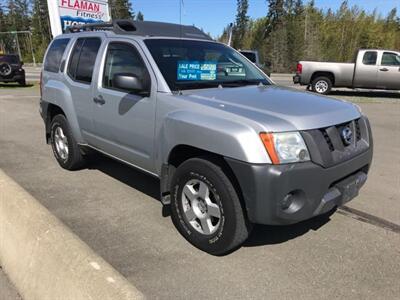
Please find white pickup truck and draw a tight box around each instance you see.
[293,49,400,94]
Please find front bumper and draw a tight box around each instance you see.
[226,146,373,225]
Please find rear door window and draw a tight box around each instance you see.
[67,37,101,84]
[362,51,377,65]
[44,38,70,72]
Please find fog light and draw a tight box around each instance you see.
[281,193,294,210]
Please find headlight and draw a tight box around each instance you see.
[259,132,310,164]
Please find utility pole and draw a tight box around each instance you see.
[28,32,36,66]
[14,31,22,60]
[227,23,233,47]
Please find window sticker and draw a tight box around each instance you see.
[177,61,217,81]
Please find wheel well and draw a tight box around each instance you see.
[45,104,65,142]
[311,72,335,85]
[163,145,248,218]
[47,103,65,121]
[168,145,221,168]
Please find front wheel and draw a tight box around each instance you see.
[311,76,332,95]
[170,157,252,255]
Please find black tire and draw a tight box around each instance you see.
[0,62,12,77]
[311,76,332,95]
[18,79,26,86]
[170,157,252,255]
[50,114,85,170]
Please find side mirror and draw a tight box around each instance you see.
[112,73,149,95]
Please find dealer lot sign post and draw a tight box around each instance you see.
[47,0,111,37]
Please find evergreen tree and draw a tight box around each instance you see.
[286,0,305,70]
[110,0,134,20]
[232,0,249,49]
[136,11,144,21]
[266,0,289,72]
[31,0,51,61]
[0,2,6,32]
[302,1,322,61]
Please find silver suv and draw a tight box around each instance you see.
[40,20,373,255]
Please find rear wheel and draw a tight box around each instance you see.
[50,114,85,170]
[170,157,252,255]
[18,79,26,86]
[311,76,332,95]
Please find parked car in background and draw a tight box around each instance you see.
[0,54,26,86]
[293,49,400,94]
[239,50,272,76]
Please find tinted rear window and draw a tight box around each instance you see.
[362,51,377,65]
[44,39,70,72]
[67,38,101,83]
[67,39,85,80]
[241,52,256,63]
[0,55,19,64]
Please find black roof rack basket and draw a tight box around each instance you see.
[65,19,213,41]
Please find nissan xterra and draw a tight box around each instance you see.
[40,20,373,255]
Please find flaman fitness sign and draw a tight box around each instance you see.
[47,0,110,36]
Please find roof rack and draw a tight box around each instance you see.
[65,19,213,41]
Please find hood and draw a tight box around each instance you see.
[179,85,360,132]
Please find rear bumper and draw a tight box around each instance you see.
[0,70,25,82]
[226,146,373,225]
[293,74,301,84]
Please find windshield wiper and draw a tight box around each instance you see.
[173,81,221,91]
[172,79,269,92]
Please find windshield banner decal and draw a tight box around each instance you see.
[177,61,217,81]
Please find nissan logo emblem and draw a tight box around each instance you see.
[341,126,353,145]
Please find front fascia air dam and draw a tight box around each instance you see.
[225,117,373,225]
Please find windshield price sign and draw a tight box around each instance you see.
[177,61,217,81]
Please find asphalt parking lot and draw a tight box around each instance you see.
[0,83,399,299]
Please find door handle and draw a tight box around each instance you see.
[379,68,389,72]
[93,95,105,105]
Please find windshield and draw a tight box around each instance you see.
[144,39,270,91]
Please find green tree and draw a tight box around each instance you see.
[285,0,305,70]
[266,0,289,72]
[232,0,249,49]
[110,0,134,20]
[302,1,323,61]
[31,0,51,61]
[136,11,144,21]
